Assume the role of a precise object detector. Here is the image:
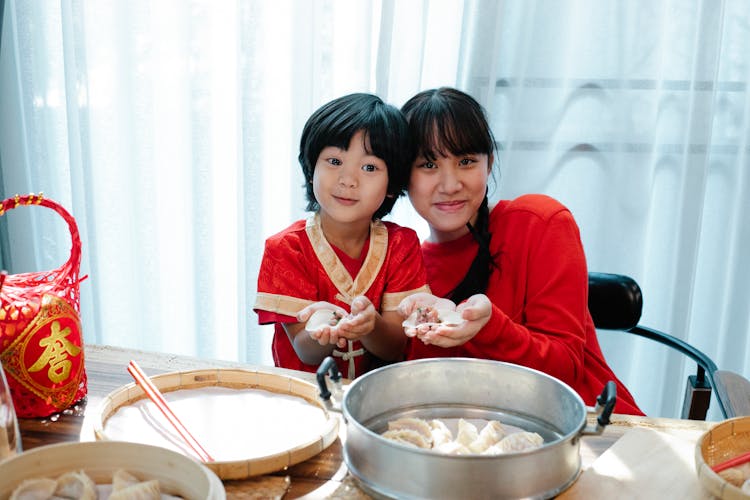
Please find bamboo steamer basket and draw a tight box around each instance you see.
[695,416,750,499]
[93,368,339,480]
[0,440,225,499]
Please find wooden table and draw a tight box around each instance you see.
[17,344,716,499]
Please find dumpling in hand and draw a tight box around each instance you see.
[9,478,57,500]
[468,420,506,453]
[54,470,97,500]
[455,419,479,447]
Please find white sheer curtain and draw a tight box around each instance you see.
[461,0,750,418]
[1,0,748,418]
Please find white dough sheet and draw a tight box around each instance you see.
[103,386,329,462]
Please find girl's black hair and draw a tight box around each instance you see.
[298,93,414,220]
[401,87,498,303]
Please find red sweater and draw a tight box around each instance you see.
[408,194,643,415]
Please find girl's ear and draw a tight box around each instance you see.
[488,153,494,172]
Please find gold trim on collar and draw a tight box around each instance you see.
[306,213,388,304]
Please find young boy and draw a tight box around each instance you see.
[254,93,429,379]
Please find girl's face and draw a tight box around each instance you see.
[313,129,389,228]
[408,151,491,243]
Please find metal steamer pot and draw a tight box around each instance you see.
[317,357,615,500]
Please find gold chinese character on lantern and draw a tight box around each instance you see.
[28,321,82,383]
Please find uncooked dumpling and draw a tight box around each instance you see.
[402,306,464,329]
[434,440,471,455]
[484,431,544,454]
[428,419,453,448]
[305,309,344,332]
[381,428,432,449]
[9,478,57,500]
[54,470,97,500]
[468,420,506,453]
[455,419,479,447]
[111,468,140,491]
[387,417,433,442]
[108,478,161,500]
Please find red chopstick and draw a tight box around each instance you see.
[711,450,750,473]
[127,360,214,462]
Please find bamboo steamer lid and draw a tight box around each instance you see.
[93,368,340,480]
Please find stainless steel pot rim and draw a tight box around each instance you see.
[341,357,588,452]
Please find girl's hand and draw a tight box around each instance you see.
[398,292,457,317]
[398,292,459,337]
[334,296,376,344]
[415,294,492,347]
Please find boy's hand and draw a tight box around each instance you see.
[334,296,376,343]
[297,301,348,348]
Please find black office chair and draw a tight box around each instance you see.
[588,272,729,420]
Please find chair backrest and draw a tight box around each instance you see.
[588,273,641,330]
[714,370,750,418]
[588,272,729,420]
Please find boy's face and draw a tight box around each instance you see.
[313,130,389,227]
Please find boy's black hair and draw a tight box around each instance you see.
[298,93,413,220]
[401,87,498,303]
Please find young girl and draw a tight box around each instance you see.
[397,87,642,415]
[254,93,429,379]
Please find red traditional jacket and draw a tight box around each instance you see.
[255,214,429,379]
[408,194,643,415]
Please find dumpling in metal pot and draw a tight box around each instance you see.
[483,431,544,454]
[455,419,479,447]
[387,417,433,443]
[428,419,454,448]
[468,420,506,453]
[381,428,432,449]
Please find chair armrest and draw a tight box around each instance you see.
[714,370,750,418]
[628,325,726,419]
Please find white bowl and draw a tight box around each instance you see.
[0,440,225,500]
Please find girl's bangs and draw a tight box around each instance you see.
[416,113,490,161]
